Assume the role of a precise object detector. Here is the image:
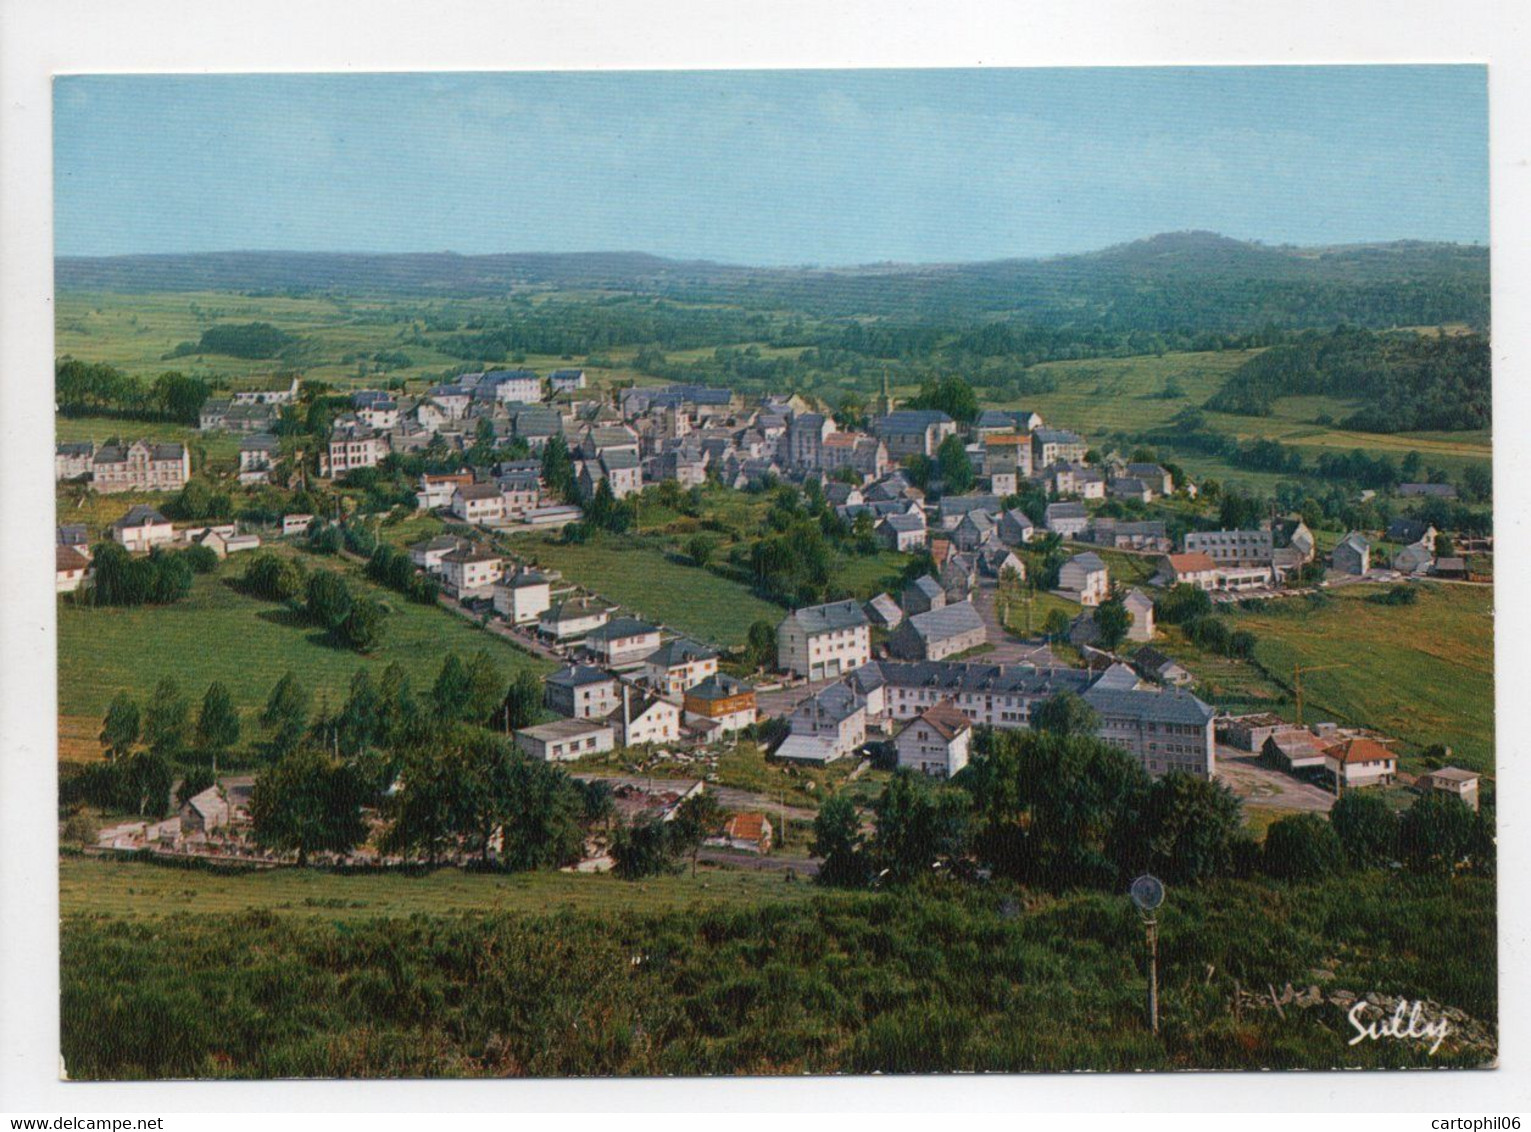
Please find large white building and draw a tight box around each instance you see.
[90,441,191,494]
[326,419,389,478]
[850,660,1217,778]
[776,600,871,680]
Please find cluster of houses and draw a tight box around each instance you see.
[511,622,759,763]
[773,645,1218,781]
[1221,712,1482,803]
[54,506,263,592]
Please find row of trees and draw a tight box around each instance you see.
[813,728,1494,893]
[87,542,215,607]
[55,358,210,425]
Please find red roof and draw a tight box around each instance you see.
[917,699,972,741]
[1325,737,1396,765]
[725,813,770,842]
[56,546,90,573]
[1165,552,1217,574]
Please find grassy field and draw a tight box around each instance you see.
[59,853,817,920]
[1152,583,1494,774]
[502,531,784,648]
[1239,584,1494,774]
[1004,347,1492,490]
[57,557,550,763]
[55,290,653,396]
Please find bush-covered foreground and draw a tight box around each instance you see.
[62,871,1494,1078]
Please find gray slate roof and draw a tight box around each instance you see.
[905,600,985,643]
[787,600,868,634]
[1082,684,1215,726]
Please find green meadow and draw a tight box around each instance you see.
[1153,583,1494,775]
[502,531,785,648]
[59,853,815,920]
[57,557,550,758]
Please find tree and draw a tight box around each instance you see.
[194,682,241,772]
[142,678,191,762]
[463,651,507,725]
[935,433,974,494]
[501,670,543,732]
[1094,598,1130,652]
[960,730,1149,890]
[339,596,387,652]
[121,750,175,818]
[241,552,304,602]
[376,662,418,746]
[1042,609,1071,642]
[670,791,726,876]
[432,654,472,722]
[906,375,979,424]
[306,569,353,631]
[384,746,468,866]
[612,817,678,880]
[261,671,311,758]
[336,670,383,756]
[870,771,970,885]
[540,433,576,503]
[250,748,368,866]
[1136,772,1244,884]
[685,534,716,567]
[1461,462,1491,503]
[812,794,869,887]
[1398,792,1476,875]
[1032,691,1100,738]
[1329,790,1399,869]
[744,620,779,672]
[99,693,140,762]
[491,749,587,870]
[1261,812,1346,881]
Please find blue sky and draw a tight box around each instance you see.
[54,67,1487,264]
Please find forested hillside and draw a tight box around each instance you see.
[58,232,1489,330]
[1205,327,1491,432]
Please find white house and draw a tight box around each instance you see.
[776,600,871,680]
[894,700,973,778]
[451,482,507,524]
[538,597,611,641]
[582,618,663,667]
[642,638,720,700]
[1057,552,1110,606]
[110,505,175,553]
[440,545,503,600]
[515,718,615,762]
[1123,588,1156,642]
[1416,767,1482,812]
[56,545,91,593]
[493,570,552,625]
[776,684,867,763]
[1325,738,1398,789]
[612,688,683,746]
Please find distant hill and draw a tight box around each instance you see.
[56,232,1490,331]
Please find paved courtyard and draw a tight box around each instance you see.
[1215,747,1336,812]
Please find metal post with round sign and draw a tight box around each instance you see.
[1130,874,1165,1035]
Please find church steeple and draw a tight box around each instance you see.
[880,370,894,416]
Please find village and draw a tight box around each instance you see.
[56,363,1489,874]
